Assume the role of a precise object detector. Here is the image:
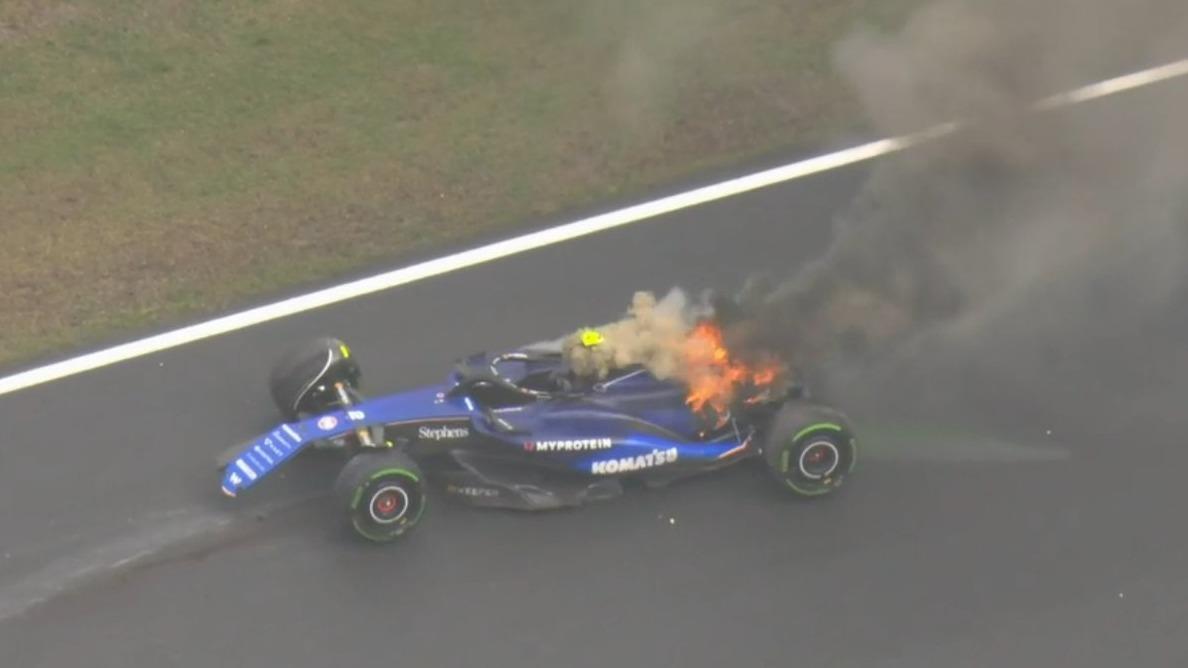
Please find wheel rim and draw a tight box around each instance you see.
[798,440,840,480]
[368,485,410,524]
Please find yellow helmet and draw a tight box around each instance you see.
[579,328,605,347]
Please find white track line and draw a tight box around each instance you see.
[1,57,1186,398]
[1034,58,1188,110]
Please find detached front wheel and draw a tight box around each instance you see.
[334,450,427,543]
[763,403,857,497]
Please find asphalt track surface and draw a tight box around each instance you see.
[3,81,1188,667]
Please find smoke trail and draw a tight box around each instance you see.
[585,0,726,141]
[564,1,1188,432]
[725,0,1188,425]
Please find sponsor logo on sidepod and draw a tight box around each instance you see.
[524,438,613,452]
[590,448,678,475]
[316,416,338,431]
[418,425,470,441]
[447,485,500,498]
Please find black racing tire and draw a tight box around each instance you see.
[334,450,427,543]
[762,402,857,497]
[269,337,362,421]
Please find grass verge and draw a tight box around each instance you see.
[0,0,918,366]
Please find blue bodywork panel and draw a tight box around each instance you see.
[221,385,473,496]
[221,359,755,498]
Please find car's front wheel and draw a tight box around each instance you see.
[334,450,427,542]
[762,402,857,497]
[269,337,362,421]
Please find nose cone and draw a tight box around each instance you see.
[220,460,255,497]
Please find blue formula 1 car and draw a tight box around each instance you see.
[217,336,858,542]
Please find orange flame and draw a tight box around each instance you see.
[683,321,783,417]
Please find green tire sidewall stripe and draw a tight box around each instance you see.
[781,422,857,492]
[349,467,428,541]
[792,422,843,443]
[350,468,422,510]
[353,517,404,542]
[351,495,427,542]
[412,494,427,524]
[783,478,837,496]
[368,467,420,484]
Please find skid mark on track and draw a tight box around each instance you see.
[0,493,326,623]
[854,422,1072,464]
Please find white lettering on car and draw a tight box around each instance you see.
[446,485,500,498]
[524,438,614,452]
[253,444,274,465]
[234,458,258,481]
[590,448,679,475]
[418,425,470,441]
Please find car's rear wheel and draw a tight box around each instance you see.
[334,450,427,543]
[762,402,857,497]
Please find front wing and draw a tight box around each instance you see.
[219,408,367,497]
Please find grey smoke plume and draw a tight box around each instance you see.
[586,0,725,140]
[727,0,1188,424]
[563,1,1188,431]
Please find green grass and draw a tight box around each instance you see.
[0,0,920,365]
